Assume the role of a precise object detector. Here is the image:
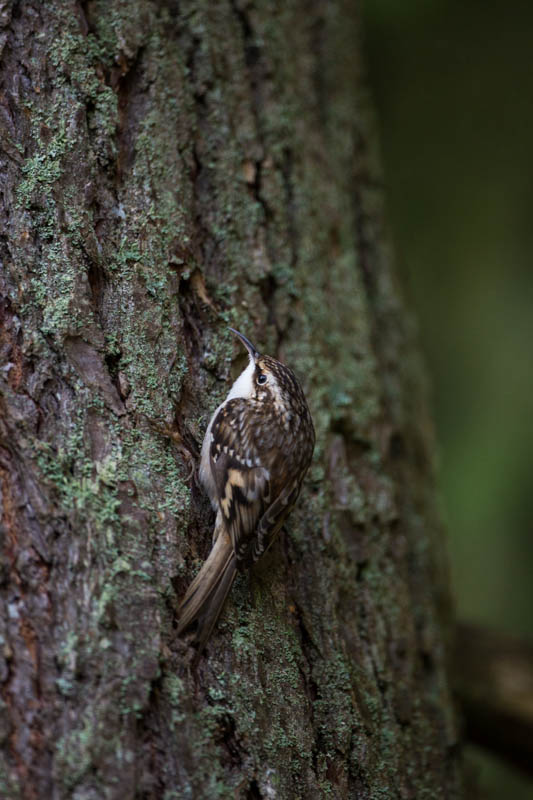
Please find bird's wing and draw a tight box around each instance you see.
[250,478,303,562]
[209,399,271,563]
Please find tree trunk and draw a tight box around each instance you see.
[0,1,463,798]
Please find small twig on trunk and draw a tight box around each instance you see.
[454,621,533,776]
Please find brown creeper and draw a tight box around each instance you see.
[178,328,315,651]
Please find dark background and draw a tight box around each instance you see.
[362,1,533,797]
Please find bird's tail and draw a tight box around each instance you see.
[177,530,236,653]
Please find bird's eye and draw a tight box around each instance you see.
[257,373,267,385]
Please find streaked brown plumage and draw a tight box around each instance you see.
[177,329,315,652]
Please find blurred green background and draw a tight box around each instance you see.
[362,0,533,796]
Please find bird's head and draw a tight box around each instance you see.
[227,328,307,421]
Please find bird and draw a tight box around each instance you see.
[177,328,315,653]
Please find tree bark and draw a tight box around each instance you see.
[0,1,463,798]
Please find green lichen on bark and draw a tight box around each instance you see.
[0,0,462,798]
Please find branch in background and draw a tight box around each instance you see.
[455,622,533,776]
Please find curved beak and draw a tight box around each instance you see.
[229,328,259,360]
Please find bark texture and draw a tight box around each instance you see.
[0,1,462,798]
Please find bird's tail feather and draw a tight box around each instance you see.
[177,531,236,652]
